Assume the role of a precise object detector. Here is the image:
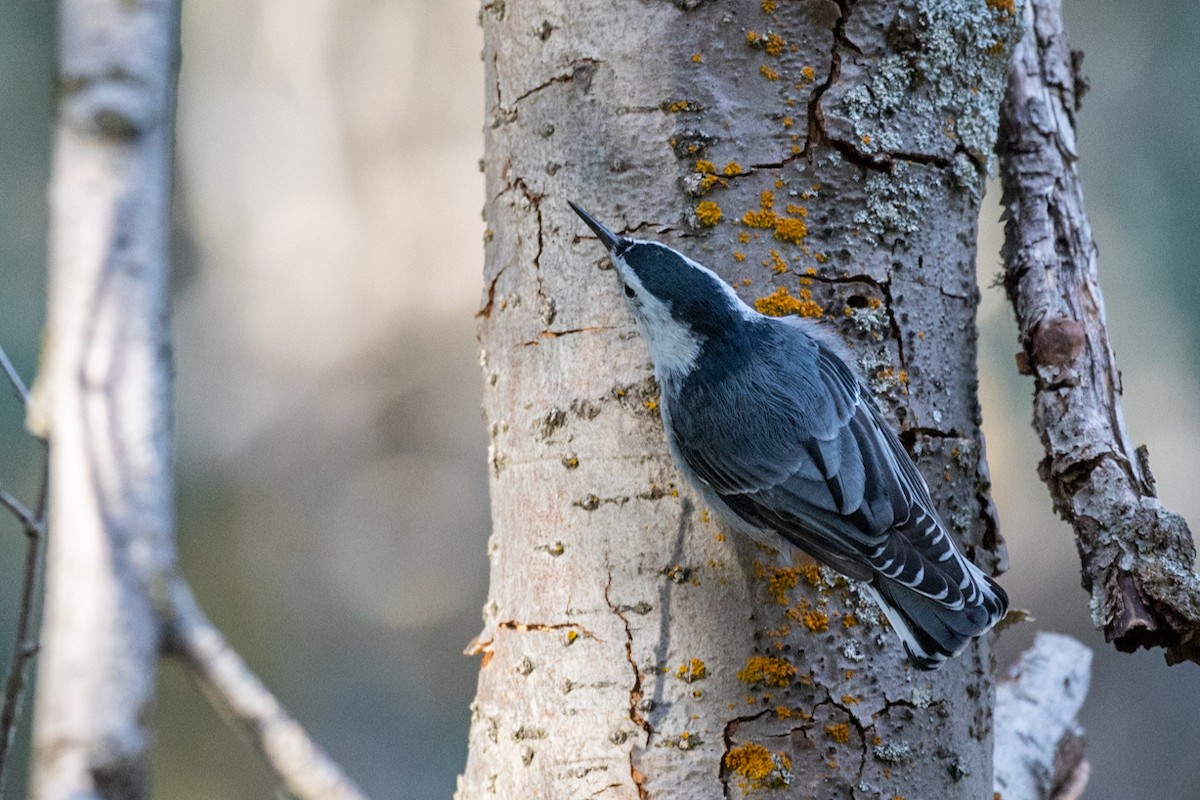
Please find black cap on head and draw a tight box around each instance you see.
[569,201,624,253]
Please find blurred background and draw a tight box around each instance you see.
[0,1,1197,797]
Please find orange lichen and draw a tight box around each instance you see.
[668,100,691,112]
[757,563,799,604]
[722,161,744,176]
[737,231,750,244]
[799,562,824,587]
[782,116,794,128]
[765,624,790,639]
[825,723,851,744]
[737,655,797,687]
[764,33,785,57]
[745,30,762,45]
[759,65,780,81]
[861,134,872,144]
[724,743,791,791]
[691,52,703,63]
[742,190,778,229]
[842,613,859,629]
[643,398,658,411]
[676,658,708,683]
[801,65,816,81]
[767,249,787,274]
[986,0,1015,14]
[754,286,824,318]
[696,201,722,226]
[840,695,861,705]
[761,0,777,12]
[774,216,807,245]
[802,609,829,632]
[775,706,794,719]
[733,251,746,262]
[695,159,717,174]
[743,208,776,228]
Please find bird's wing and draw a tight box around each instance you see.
[671,328,972,608]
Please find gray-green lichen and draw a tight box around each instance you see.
[835,0,1021,170]
[851,162,930,237]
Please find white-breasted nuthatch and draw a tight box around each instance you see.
[569,201,1008,669]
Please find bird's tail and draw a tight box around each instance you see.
[863,566,1008,670]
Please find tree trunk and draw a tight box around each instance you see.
[26,1,181,797]
[463,1,1019,797]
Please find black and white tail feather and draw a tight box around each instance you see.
[569,202,1008,669]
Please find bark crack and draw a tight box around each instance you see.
[518,326,616,346]
[603,568,650,800]
[508,58,601,109]
[497,620,602,641]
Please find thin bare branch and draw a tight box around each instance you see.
[0,474,47,797]
[0,346,28,405]
[997,0,1200,664]
[164,578,371,800]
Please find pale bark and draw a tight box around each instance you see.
[993,633,1092,800]
[27,1,181,795]
[25,3,369,799]
[464,1,1020,797]
[997,0,1200,665]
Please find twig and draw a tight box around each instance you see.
[993,632,1092,800]
[997,0,1200,663]
[0,475,47,797]
[0,342,47,797]
[164,578,372,800]
[0,346,28,404]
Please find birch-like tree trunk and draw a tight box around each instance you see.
[26,2,180,796]
[463,1,1019,798]
[22,5,368,800]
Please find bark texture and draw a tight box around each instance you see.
[26,2,181,797]
[464,1,1019,798]
[997,0,1200,665]
[992,633,1091,800]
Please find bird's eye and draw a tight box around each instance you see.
[624,284,636,298]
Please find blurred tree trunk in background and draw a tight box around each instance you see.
[462,1,1020,798]
[26,2,180,797]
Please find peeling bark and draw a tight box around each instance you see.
[997,0,1200,665]
[464,1,1019,797]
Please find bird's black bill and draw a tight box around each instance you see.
[568,201,621,252]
